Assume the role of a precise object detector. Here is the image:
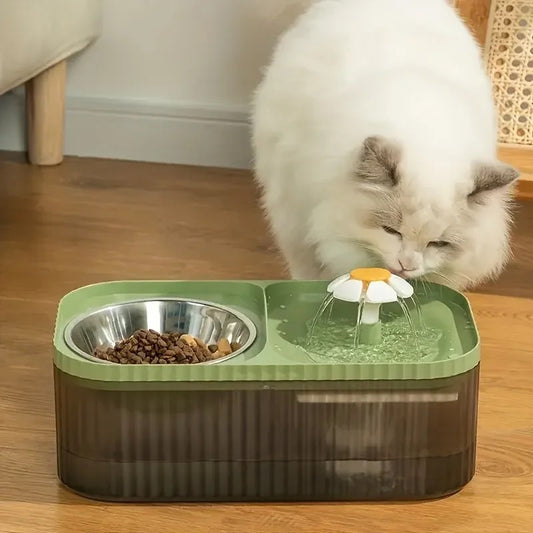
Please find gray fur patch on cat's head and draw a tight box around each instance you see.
[356,136,402,228]
[356,136,400,188]
[469,163,519,201]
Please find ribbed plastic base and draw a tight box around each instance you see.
[55,366,478,502]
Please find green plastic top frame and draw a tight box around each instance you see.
[53,280,480,383]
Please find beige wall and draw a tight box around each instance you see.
[0,0,279,167]
[0,0,493,168]
[66,0,275,107]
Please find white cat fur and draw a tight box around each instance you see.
[252,0,518,289]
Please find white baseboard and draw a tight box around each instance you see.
[0,93,252,169]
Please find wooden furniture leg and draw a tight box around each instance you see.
[25,60,67,166]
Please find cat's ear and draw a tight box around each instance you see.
[469,163,520,201]
[356,136,400,187]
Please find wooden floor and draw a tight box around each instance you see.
[0,152,532,533]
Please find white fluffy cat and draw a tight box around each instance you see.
[252,0,519,289]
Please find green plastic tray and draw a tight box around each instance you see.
[53,280,480,382]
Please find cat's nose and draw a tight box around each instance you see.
[399,260,417,272]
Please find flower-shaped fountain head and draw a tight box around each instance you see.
[327,268,414,325]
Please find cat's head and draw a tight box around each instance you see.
[339,136,519,289]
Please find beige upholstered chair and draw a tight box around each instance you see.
[0,0,101,165]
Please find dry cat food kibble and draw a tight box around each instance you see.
[92,329,241,364]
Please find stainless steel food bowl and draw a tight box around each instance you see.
[63,298,257,365]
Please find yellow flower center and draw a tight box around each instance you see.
[349,268,391,284]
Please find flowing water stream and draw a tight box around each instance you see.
[304,295,443,364]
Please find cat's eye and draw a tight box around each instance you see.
[428,240,451,248]
[382,226,402,237]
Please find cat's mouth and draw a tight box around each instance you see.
[389,267,425,280]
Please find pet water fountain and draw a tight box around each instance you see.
[53,269,480,502]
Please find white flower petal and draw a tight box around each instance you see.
[388,274,414,298]
[365,280,398,304]
[333,279,363,302]
[327,273,350,293]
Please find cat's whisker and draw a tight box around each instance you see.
[453,272,475,285]
[426,270,476,290]
[440,270,475,285]
[356,243,382,257]
[342,240,383,261]
[416,276,430,296]
[429,271,455,286]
